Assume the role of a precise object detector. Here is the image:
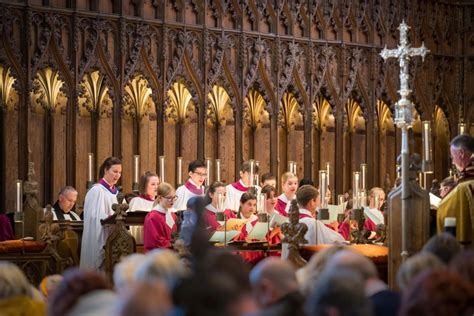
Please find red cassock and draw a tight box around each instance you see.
[203,207,237,232]
[143,210,177,251]
[338,217,377,240]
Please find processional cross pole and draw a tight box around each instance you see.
[380,21,429,263]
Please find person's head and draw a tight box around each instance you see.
[39,274,63,298]
[48,268,113,316]
[249,258,299,308]
[155,182,176,209]
[0,261,33,299]
[422,232,461,264]
[113,254,147,294]
[396,252,444,290]
[296,185,320,213]
[239,192,257,219]
[369,187,385,209]
[134,249,188,290]
[305,266,372,316]
[99,156,122,185]
[115,281,172,316]
[399,269,474,316]
[206,181,226,206]
[188,160,207,186]
[328,250,378,282]
[449,250,474,286]
[58,186,78,213]
[261,185,277,213]
[281,172,298,197]
[260,173,276,188]
[139,172,160,197]
[450,134,474,171]
[299,178,314,187]
[439,176,455,198]
[239,161,260,186]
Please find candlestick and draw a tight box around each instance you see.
[338,195,345,206]
[177,157,183,185]
[353,171,360,209]
[249,160,255,187]
[326,162,330,187]
[418,171,423,187]
[215,159,221,182]
[319,170,328,208]
[257,193,265,214]
[359,191,367,207]
[361,163,367,191]
[159,156,165,182]
[15,180,22,214]
[133,155,140,184]
[87,153,93,182]
[458,122,466,135]
[205,158,212,186]
[292,162,297,175]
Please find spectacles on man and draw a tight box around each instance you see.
[193,171,207,177]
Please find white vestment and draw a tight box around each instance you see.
[173,180,205,211]
[127,197,155,244]
[299,209,345,245]
[224,180,261,212]
[80,184,118,270]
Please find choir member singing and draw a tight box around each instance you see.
[174,160,206,211]
[143,182,177,251]
[235,193,259,240]
[260,173,277,189]
[127,172,160,244]
[225,161,260,212]
[80,157,122,270]
[275,172,298,217]
[203,181,236,232]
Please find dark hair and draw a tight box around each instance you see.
[98,156,122,179]
[240,161,259,173]
[48,268,112,316]
[238,192,256,217]
[296,185,319,208]
[204,181,226,205]
[261,173,275,183]
[440,176,455,188]
[299,178,314,187]
[422,232,462,264]
[450,134,474,152]
[449,250,474,285]
[138,171,159,195]
[261,185,277,198]
[188,160,206,173]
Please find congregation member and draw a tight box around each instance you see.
[51,186,81,221]
[174,160,206,211]
[396,252,444,291]
[80,157,121,270]
[296,185,345,244]
[437,134,474,245]
[275,172,298,216]
[203,181,236,232]
[421,232,461,264]
[250,257,305,316]
[113,253,146,295]
[127,172,160,244]
[143,183,177,251]
[260,173,277,189]
[225,161,261,212]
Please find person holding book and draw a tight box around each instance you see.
[203,181,236,232]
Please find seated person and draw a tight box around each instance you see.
[275,172,298,216]
[203,181,236,232]
[51,186,81,221]
[143,183,177,251]
[235,193,258,241]
[296,185,345,244]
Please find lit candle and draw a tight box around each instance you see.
[159,156,165,182]
[133,155,140,184]
[177,157,183,185]
[215,159,221,182]
[249,160,255,187]
[205,158,212,186]
[15,180,22,213]
[422,121,432,162]
[326,162,330,187]
[361,163,367,191]
[338,194,345,206]
[458,122,466,135]
[353,171,360,209]
[87,153,94,182]
[319,170,328,208]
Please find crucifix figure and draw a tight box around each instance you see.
[380,21,429,262]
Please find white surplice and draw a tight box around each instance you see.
[127,197,155,244]
[173,179,205,211]
[299,208,345,245]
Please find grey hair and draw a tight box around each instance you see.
[0,261,32,299]
[59,186,78,196]
[113,254,146,293]
[450,134,474,153]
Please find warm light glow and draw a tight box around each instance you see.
[31,67,66,112]
[78,70,111,117]
[124,74,154,119]
[279,92,302,132]
[207,85,232,127]
[0,65,17,111]
[244,89,269,129]
[166,81,193,124]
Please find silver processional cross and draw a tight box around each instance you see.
[379,21,429,262]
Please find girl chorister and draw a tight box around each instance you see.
[275,172,298,217]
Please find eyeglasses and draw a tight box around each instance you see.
[163,195,177,201]
[193,171,207,177]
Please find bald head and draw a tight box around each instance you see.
[328,250,378,280]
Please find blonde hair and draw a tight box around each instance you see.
[369,187,384,198]
[0,261,33,299]
[281,172,297,185]
[153,182,175,206]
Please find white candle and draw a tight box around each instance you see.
[217,192,225,212]
[257,193,265,214]
[87,153,93,182]
[326,162,330,187]
[16,180,22,213]
[159,156,165,182]
[292,162,297,175]
[287,161,293,173]
[360,191,367,207]
[205,158,212,186]
[422,121,431,162]
[249,160,255,187]
[215,159,221,182]
[319,170,327,208]
[133,155,140,184]
[338,195,345,206]
[353,172,360,209]
[361,163,367,191]
[177,157,183,185]
[458,122,466,135]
